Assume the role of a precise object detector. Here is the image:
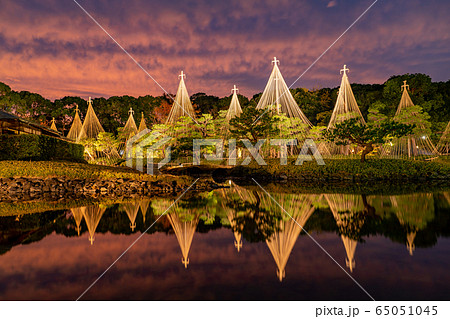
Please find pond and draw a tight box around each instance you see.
[0,182,449,300]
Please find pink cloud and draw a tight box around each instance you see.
[0,0,448,100]
[327,1,337,8]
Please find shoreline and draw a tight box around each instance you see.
[0,175,219,201]
[1,159,449,201]
[166,158,450,182]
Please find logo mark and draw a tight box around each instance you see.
[126,129,172,175]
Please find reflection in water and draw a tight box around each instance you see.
[221,183,322,281]
[121,201,141,231]
[0,186,449,300]
[225,185,282,244]
[70,207,84,236]
[153,198,200,268]
[325,194,366,272]
[139,200,150,224]
[406,232,416,256]
[227,210,243,252]
[82,205,106,245]
[219,186,244,252]
[166,211,200,268]
[263,194,318,281]
[390,193,434,256]
[71,199,152,244]
[444,192,450,206]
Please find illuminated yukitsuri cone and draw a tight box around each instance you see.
[256,57,312,127]
[437,120,450,154]
[81,205,106,245]
[138,112,148,132]
[78,97,105,141]
[139,199,151,224]
[123,107,138,139]
[261,192,319,281]
[166,71,196,124]
[219,184,244,252]
[118,107,139,155]
[443,192,450,206]
[121,200,141,231]
[380,81,438,159]
[325,194,365,272]
[327,66,366,129]
[389,193,434,256]
[50,118,57,131]
[228,210,243,252]
[166,210,200,268]
[321,65,366,156]
[71,207,85,236]
[67,105,85,141]
[226,85,243,121]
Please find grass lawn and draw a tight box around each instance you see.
[0,160,173,181]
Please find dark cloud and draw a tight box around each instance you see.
[0,0,448,100]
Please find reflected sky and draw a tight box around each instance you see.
[0,186,449,300]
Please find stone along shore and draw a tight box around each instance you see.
[0,176,218,200]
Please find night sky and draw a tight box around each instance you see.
[1,0,449,100]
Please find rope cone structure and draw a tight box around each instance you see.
[166,71,196,124]
[256,57,312,126]
[139,199,151,224]
[121,201,141,231]
[118,108,139,155]
[262,193,319,281]
[443,192,450,206]
[123,107,138,139]
[390,193,434,256]
[328,66,366,129]
[50,118,57,131]
[321,65,366,156]
[218,184,245,252]
[228,210,243,252]
[325,194,365,272]
[381,81,438,159]
[406,231,417,256]
[138,112,148,132]
[71,207,85,236]
[166,211,200,268]
[78,97,105,141]
[81,205,106,245]
[437,120,450,154]
[67,105,85,141]
[226,85,243,121]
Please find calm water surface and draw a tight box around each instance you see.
[0,183,449,300]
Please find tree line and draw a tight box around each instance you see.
[0,73,449,140]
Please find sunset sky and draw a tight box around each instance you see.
[1,0,449,100]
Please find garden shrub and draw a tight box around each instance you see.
[0,134,85,162]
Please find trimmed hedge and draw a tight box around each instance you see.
[0,160,190,182]
[0,134,85,162]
